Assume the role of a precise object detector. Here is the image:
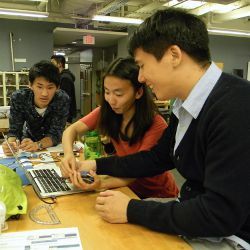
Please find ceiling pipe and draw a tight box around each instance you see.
[37,1,47,12]
[97,0,128,15]
[9,32,15,71]
[0,3,37,11]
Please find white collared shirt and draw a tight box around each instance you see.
[172,62,222,152]
[35,107,47,117]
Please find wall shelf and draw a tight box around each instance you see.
[0,72,29,106]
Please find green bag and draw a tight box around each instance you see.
[0,164,27,219]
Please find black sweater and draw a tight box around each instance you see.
[96,73,250,243]
[60,69,76,123]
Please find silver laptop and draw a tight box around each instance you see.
[2,133,93,199]
[26,163,85,199]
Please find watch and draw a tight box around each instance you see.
[37,141,43,151]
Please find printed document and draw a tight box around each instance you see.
[0,227,83,250]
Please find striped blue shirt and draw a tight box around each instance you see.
[173,62,222,152]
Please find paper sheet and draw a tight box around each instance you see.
[46,143,84,152]
[0,142,84,157]
[0,227,83,250]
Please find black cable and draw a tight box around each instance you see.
[31,184,57,204]
[40,196,57,205]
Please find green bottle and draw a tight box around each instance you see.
[84,130,101,159]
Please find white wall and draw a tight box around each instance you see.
[118,36,129,58]
[209,35,250,79]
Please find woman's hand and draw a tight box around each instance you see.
[60,153,78,178]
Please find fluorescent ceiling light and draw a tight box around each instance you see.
[176,1,206,9]
[163,0,206,9]
[191,2,241,15]
[213,2,242,13]
[92,15,143,24]
[208,28,250,38]
[0,8,48,18]
[163,0,183,7]
[191,3,218,15]
[55,52,66,56]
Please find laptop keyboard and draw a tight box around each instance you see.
[32,169,71,193]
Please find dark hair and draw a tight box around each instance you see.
[129,9,211,64]
[51,55,66,68]
[98,57,158,145]
[29,60,60,87]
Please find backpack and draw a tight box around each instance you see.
[0,164,27,219]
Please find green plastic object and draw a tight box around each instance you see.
[84,130,102,159]
[0,164,27,219]
[84,144,101,160]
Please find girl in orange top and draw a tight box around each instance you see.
[61,57,178,198]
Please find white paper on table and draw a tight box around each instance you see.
[0,146,4,158]
[0,227,83,250]
[46,143,63,153]
[47,142,84,153]
[28,152,55,163]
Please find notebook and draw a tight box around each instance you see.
[2,134,93,199]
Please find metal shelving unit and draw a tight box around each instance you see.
[0,72,29,106]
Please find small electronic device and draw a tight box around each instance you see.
[80,171,94,184]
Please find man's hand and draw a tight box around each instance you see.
[95,190,130,223]
[19,138,38,152]
[77,160,97,172]
[70,169,101,191]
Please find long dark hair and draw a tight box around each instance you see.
[98,57,158,145]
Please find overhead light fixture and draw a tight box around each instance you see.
[213,5,250,21]
[208,28,250,38]
[176,1,206,10]
[212,2,242,13]
[92,15,143,25]
[163,0,185,7]
[163,0,206,9]
[0,8,48,18]
[191,2,242,16]
[55,52,66,56]
[190,3,219,15]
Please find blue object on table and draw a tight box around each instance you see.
[0,156,33,185]
[19,152,39,158]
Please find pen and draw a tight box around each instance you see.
[16,139,20,155]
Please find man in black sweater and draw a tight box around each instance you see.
[60,9,250,249]
[51,55,77,123]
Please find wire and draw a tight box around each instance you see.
[31,184,57,204]
[40,196,57,205]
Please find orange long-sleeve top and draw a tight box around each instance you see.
[80,107,178,198]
